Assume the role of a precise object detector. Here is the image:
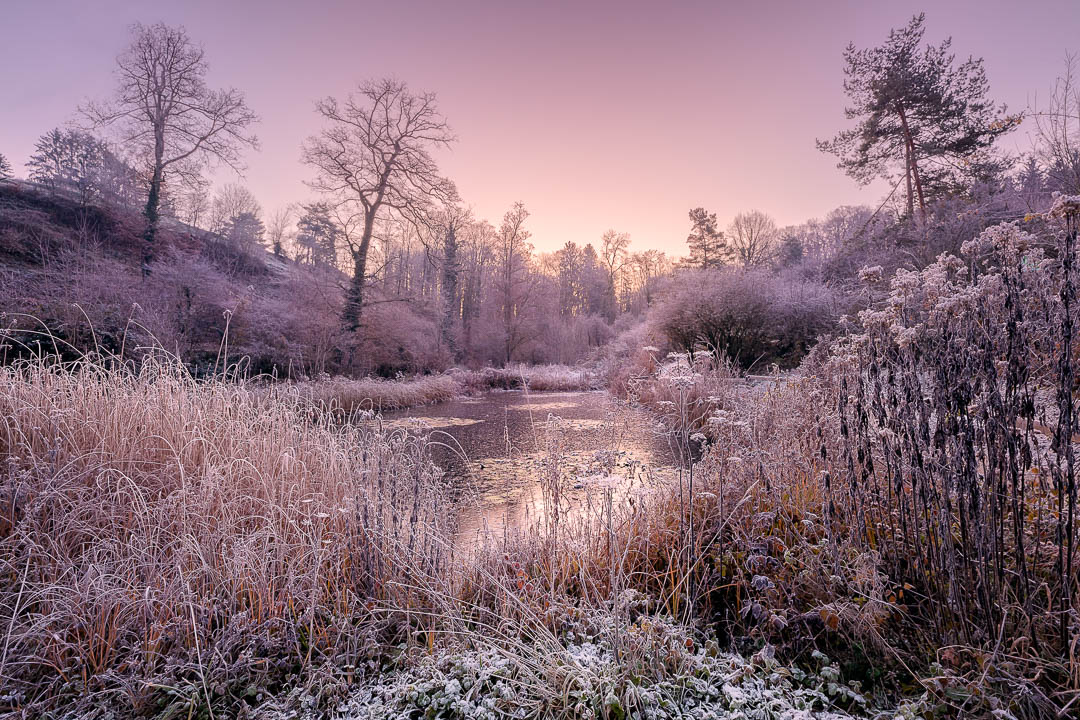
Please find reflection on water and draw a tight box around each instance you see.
[381,390,678,550]
[379,416,484,430]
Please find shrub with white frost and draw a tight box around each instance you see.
[336,611,873,720]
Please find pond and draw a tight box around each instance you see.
[381,390,680,550]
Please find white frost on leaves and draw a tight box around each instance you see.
[336,611,875,720]
[1048,192,1080,218]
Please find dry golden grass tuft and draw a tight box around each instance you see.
[0,356,453,715]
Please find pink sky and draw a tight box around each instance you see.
[2,0,1077,252]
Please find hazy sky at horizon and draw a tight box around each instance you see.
[2,0,1077,253]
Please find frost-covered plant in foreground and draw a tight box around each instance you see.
[337,611,872,720]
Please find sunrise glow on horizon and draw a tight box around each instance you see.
[3,0,1078,252]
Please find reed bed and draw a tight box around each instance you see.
[293,363,600,420]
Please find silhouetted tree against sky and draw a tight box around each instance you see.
[1033,54,1080,194]
[685,207,725,269]
[295,203,341,267]
[818,14,1015,219]
[210,183,261,234]
[600,229,630,316]
[265,205,296,257]
[727,209,779,267]
[496,202,533,364]
[26,128,137,206]
[84,23,257,273]
[28,129,102,200]
[174,182,210,229]
[629,248,669,308]
[302,78,456,344]
[0,154,12,181]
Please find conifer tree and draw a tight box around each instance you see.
[818,14,1015,218]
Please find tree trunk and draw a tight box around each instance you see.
[441,224,460,359]
[143,164,163,276]
[896,102,927,220]
[904,143,915,218]
[342,247,370,333]
[342,212,375,338]
[142,125,167,276]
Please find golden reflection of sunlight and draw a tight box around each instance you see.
[512,400,581,411]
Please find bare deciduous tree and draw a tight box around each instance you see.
[600,229,630,314]
[84,23,257,272]
[727,210,779,267]
[210,183,261,233]
[1034,54,1080,195]
[265,205,297,257]
[629,249,670,308]
[302,78,456,341]
[496,202,534,364]
[174,180,211,229]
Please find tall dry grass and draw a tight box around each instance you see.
[831,215,1080,713]
[294,372,462,415]
[0,357,453,717]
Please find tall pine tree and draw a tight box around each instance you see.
[818,14,1016,219]
[685,207,726,269]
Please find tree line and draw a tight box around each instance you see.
[2,14,1078,374]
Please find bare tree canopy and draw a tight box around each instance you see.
[600,229,630,316]
[84,22,258,271]
[727,209,779,267]
[210,183,261,233]
[302,77,456,345]
[1033,54,1080,195]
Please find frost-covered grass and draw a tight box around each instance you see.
[337,610,873,720]
[0,357,453,717]
[295,363,601,418]
[296,372,463,413]
[510,363,601,392]
[4,227,1076,720]
[454,363,601,393]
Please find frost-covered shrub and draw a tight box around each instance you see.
[339,611,871,720]
[651,268,836,370]
[297,372,462,413]
[353,301,452,376]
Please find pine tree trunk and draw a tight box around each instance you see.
[896,102,927,220]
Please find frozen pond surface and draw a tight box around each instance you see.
[382,390,678,549]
